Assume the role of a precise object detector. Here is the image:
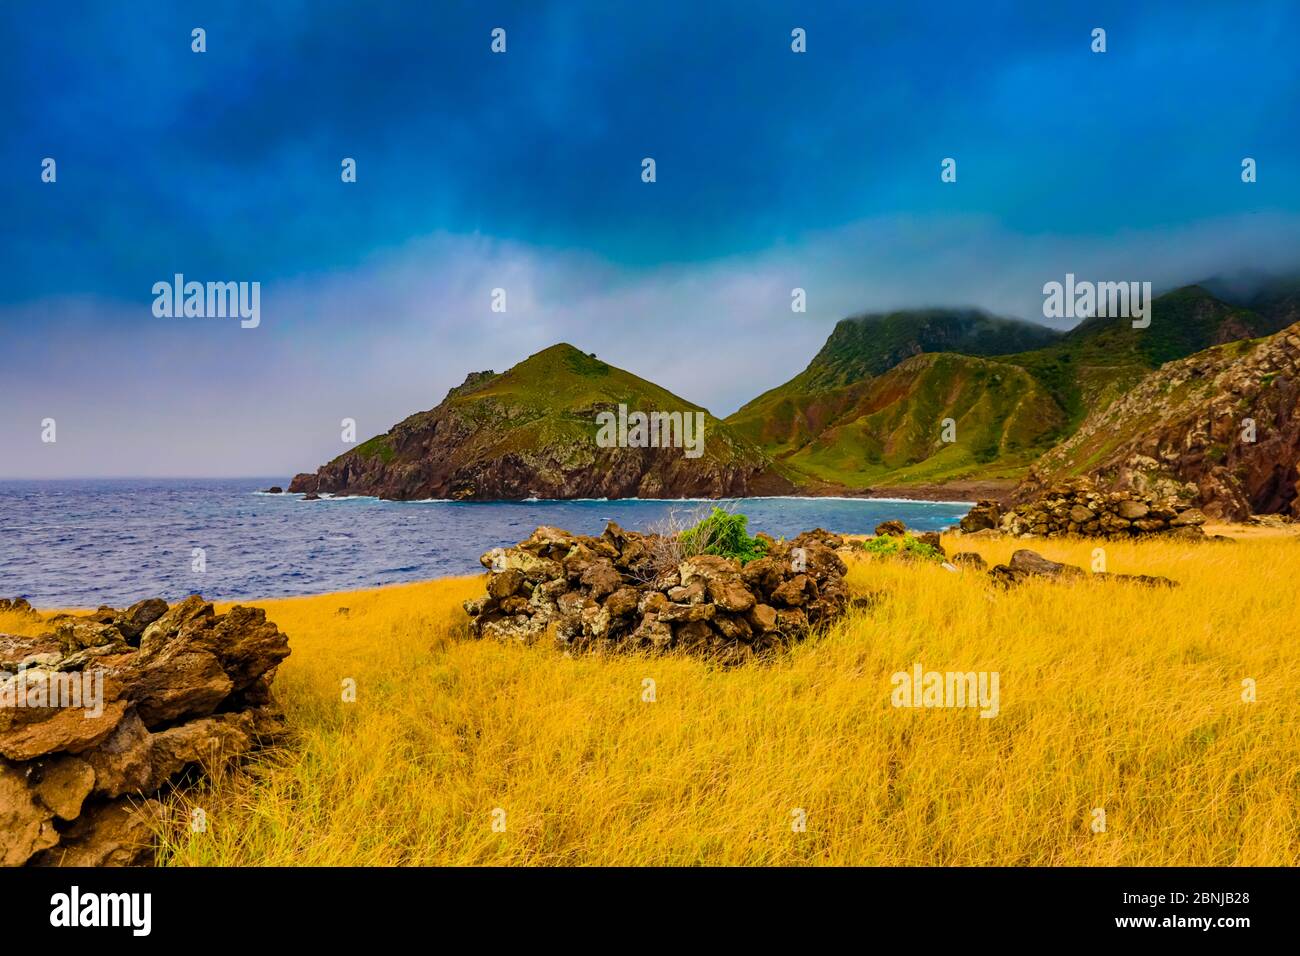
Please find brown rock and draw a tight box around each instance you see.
[522,525,578,553]
[487,568,527,600]
[950,552,988,570]
[115,599,169,643]
[667,582,707,604]
[0,759,59,865]
[1068,505,1094,524]
[708,580,756,614]
[0,696,129,762]
[739,557,785,595]
[991,549,1088,586]
[774,607,808,632]
[658,602,715,624]
[85,710,154,798]
[1008,549,1086,579]
[603,587,640,618]
[1171,508,1207,527]
[579,558,623,600]
[916,531,945,556]
[771,574,810,607]
[0,594,292,866]
[638,591,669,616]
[145,712,258,788]
[0,632,63,670]
[113,644,233,728]
[138,594,214,657]
[652,568,681,591]
[712,613,753,642]
[959,500,1001,533]
[1094,572,1179,588]
[33,755,95,820]
[678,555,742,588]
[55,619,128,655]
[34,798,163,867]
[632,614,673,648]
[197,604,291,693]
[674,620,714,652]
[875,520,906,537]
[1117,500,1150,521]
[747,604,778,633]
[556,591,590,616]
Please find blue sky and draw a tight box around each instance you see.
[3,0,1300,476]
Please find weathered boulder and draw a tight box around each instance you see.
[915,531,945,556]
[949,552,988,571]
[0,760,60,865]
[990,548,1178,588]
[958,500,1002,533]
[33,799,164,867]
[995,549,1086,583]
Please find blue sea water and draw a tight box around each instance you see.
[0,479,972,607]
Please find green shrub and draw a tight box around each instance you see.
[859,534,943,562]
[679,507,768,565]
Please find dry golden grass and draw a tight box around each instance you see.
[20,532,1299,866]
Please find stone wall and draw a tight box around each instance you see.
[959,478,1208,539]
[1,595,290,866]
[463,523,852,663]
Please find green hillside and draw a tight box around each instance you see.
[778,354,1066,487]
[1002,285,1282,429]
[727,286,1278,493]
[728,308,1061,454]
[294,286,1288,501]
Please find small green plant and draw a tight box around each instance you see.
[860,534,943,562]
[679,507,768,564]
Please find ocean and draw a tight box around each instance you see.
[0,479,972,607]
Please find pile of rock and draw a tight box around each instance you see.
[1,595,290,866]
[960,479,1208,539]
[463,523,851,661]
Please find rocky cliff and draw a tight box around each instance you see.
[1016,322,1300,519]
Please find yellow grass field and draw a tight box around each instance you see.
[17,532,1296,866]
